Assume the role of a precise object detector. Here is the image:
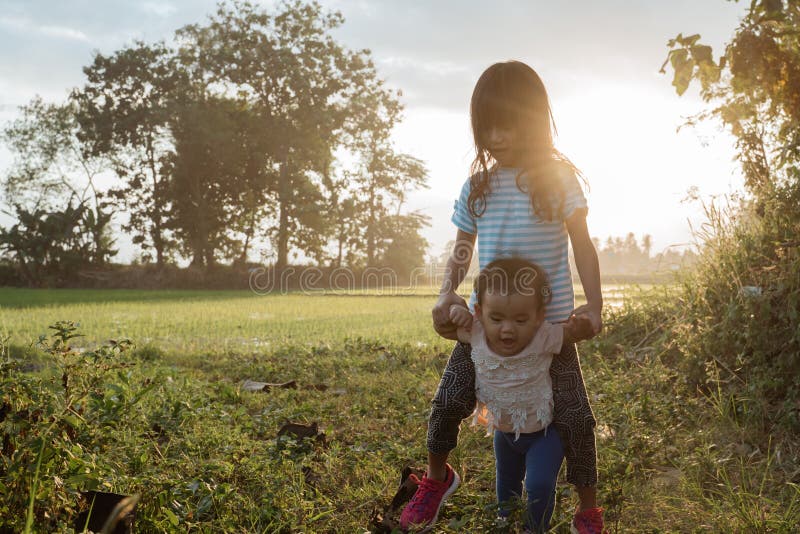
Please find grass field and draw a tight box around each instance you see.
[0,285,632,353]
[1,286,795,532]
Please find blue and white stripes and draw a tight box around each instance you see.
[452,167,588,323]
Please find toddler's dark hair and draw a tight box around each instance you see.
[473,257,551,311]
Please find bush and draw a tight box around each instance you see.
[0,323,139,532]
[670,181,800,431]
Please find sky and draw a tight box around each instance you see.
[0,0,749,263]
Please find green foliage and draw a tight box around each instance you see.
[0,322,136,532]
[593,289,800,531]
[379,212,431,280]
[0,97,118,277]
[651,5,800,527]
[76,40,182,266]
[1,98,105,214]
[0,1,434,282]
[661,0,800,425]
[167,95,267,267]
[0,202,117,287]
[675,186,800,430]
[662,0,800,191]
[60,0,431,272]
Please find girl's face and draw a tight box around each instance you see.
[481,125,522,168]
[471,61,556,173]
[475,291,544,356]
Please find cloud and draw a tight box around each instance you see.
[140,2,178,18]
[0,15,28,31]
[0,15,90,42]
[321,0,747,110]
[38,25,91,42]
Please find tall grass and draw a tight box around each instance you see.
[592,180,800,531]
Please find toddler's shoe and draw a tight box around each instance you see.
[570,506,606,534]
[399,463,460,532]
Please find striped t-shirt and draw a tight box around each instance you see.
[451,166,588,323]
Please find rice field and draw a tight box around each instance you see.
[0,284,634,353]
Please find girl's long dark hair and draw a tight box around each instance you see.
[468,61,585,221]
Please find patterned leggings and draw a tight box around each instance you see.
[426,341,598,487]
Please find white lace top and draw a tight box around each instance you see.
[470,319,564,439]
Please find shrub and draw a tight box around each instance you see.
[0,322,138,532]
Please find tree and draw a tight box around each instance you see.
[175,0,375,268]
[661,0,800,423]
[379,212,430,280]
[661,0,800,192]
[641,234,653,258]
[359,148,429,266]
[2,97,116,266]
[319,163,360,268]
[343,67,430,267]
[76,41,183,266]
[168,95,270,266]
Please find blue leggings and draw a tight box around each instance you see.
[494,427,564,532]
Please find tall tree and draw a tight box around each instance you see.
[75,41,183,266]
[176,0,374,268]
[320,163,360,267]
[379,212,430,280]
[344,75,430,267]
[168,95,268,266]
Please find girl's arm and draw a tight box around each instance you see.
[432,229,477,336]
[434,304,473,343]
[566,210,603,335]
[449,304,473,344]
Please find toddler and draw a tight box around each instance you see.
[446,258,592,531]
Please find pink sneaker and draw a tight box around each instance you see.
[570,507,607,534]
[399,464,460,532]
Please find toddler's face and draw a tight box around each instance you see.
[475,290,544,356]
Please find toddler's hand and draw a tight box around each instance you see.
[432,292,468,329]
[448,304,473,330]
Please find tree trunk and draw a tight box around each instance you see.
[366,181,375,266]
[276,156,290,270]
[190,226,204,267]
[239,207,257,264]
[204,246,215,268]
[336,230,343,268]
[147,135,165,267]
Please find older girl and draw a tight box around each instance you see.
[400,61,605,534]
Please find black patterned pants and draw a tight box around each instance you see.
[426,341,598,487]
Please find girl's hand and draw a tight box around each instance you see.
[570,302,602,336]
[448,304,473,329]
[432,292,468,331]
[564,314,595,343]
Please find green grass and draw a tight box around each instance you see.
[0,290,446,352]
[0,285,630,353]
[2,286,794,532]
